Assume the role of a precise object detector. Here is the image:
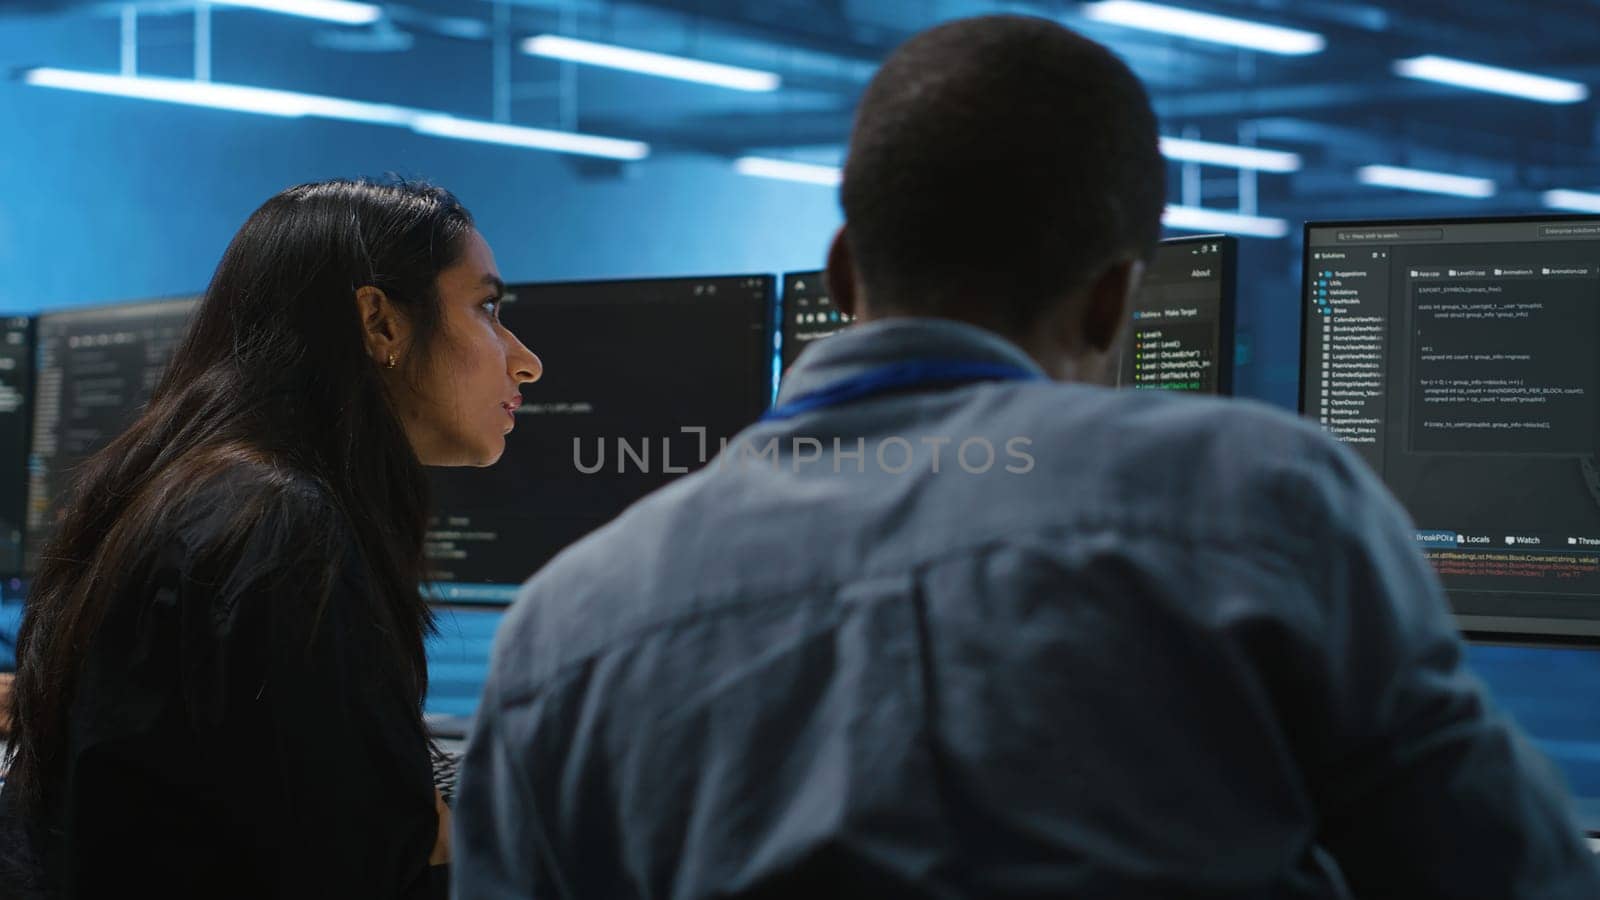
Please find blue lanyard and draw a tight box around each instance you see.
[765,359,1045,422]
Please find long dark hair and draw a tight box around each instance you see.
[4,178,473,816]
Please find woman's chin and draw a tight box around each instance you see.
[476,438,508,467]
[417,436,505,468]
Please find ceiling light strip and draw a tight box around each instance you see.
[1163,205,1289,238]
[21,68,651,161]
[207,0,382,26]
[1394,55,1588,104]
[1082,1,1325,56]
[1160,136,1301,172]
[733,157,842,186]
[523,35,781,92]
[1356,164,1496,198]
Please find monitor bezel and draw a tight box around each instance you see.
[1298,213,1600,645]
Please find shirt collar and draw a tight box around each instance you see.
[776,317,1049,407]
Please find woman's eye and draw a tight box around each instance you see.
[481,299,499,319]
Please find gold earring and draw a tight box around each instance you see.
[385,352,398,369]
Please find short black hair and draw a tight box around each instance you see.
[840,15,1166,334]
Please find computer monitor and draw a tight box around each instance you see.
[423,275,774,602]
[25,297,198,572]
[780,271,856,372]
[1301,215,1600,641]
[0,317,32,576]
[1115,234,1237,394]
[783,236,1236,395]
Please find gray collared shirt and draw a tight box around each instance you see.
[455,318,1600,899]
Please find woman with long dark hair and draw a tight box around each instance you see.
[1,178,540,898]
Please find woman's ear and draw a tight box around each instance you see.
[355,285,411,369]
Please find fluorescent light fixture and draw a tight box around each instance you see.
[733,157,841,186]
[22,69,651,161]
[1542,190,1600,213]
[523,35,781,92]
[22,68,412,123]
[207,0,381,25]
[1082,1,1324,55]
[1395,55,1588,104]
[1160,137,1300,172]
[411,115,650,161]
[1356,164,1496,198]
[1163,205,1288,238]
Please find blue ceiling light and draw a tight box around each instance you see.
[207,0,382,26]
[1357,165,1496,198]
[21,68,651,162]
[1395,55,1589,105]
[732,157,841,186]
[1164,206,1289,238]
[1081,1,1325,55]
[1160,137,1301,172]
[522,35,781,92]
[1542,190,1600,213]
[411,114,650,161]
[21,68,411,123]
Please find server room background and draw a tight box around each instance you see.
[3,0,1600,827]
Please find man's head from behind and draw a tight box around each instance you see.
[830,15,1166,382]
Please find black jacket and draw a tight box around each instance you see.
[1,465,444,899]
